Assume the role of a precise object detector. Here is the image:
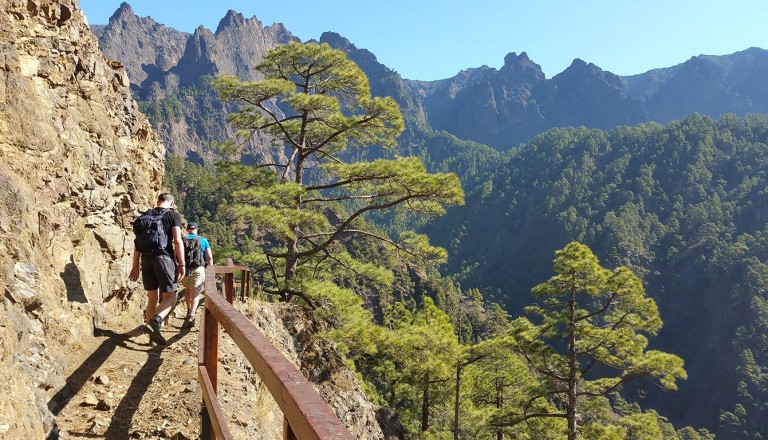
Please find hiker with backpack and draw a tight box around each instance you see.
[128,193,185,346]
[180,222,212,327]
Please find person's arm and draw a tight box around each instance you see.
[171,225,186,280]
[129,249,140,281]
[204,247,213,267]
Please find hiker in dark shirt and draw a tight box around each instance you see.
[129,193,185,345]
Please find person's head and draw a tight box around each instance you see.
[186,222,199,234]
[157,192,175,209]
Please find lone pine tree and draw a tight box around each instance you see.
[508,242,686,440]
[213,41,463,305]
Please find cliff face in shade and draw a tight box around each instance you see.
[415,53,647,149]
[0,0,165,436]
[623,47,768,122]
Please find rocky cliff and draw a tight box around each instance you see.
[90,2,189,93]
[415,53,648,149]
[623,47,768,122]
[0,0,165,437]
[94,6,296,163]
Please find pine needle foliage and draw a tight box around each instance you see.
[508,242,687,440]
[212,41,463,305]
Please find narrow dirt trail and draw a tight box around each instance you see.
[51,313,203,440]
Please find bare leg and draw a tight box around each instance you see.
[184,285,196,314]
[145,289,160,323]
[154,291,177,321]
[145,291,176,345]
[189,284,203,316]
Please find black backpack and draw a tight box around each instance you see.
[183,236,204,268]
[133,208,169,255]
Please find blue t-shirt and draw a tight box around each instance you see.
[185,234,211,264]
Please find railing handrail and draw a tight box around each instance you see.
[198,261,355,440]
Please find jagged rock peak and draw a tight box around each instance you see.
[266,21,289,36]
[186,25,218,60]
[503,51,531,65]
[216,9,263,34]
[556,58,625,89]
[109,1,134,22]
[500,51,545,81]
[558,58,615,80]
[192,23,213,37]
[565,57,597,72]
[320,31,358,52]
[319,31,395,79]
[502,51,542,71]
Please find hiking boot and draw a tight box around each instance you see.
[143,320,167,346]
[183,315,195,328]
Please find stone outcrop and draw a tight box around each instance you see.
[0,0,164,437]
[91,2,189,91]
[94,7,296,164]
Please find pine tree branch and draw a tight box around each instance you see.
[302,194,379,203]
[306,173,397,191]
[294,195,416,259]
[575,292,617,322]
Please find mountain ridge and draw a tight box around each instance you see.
[89,4,768,153]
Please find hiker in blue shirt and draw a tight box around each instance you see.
[180,222,212,327]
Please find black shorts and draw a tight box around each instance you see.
[140,254,178,293]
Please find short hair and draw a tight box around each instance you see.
[157,192,175,204]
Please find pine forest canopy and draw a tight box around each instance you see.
[509,242,686,440]
[427,113,768,438]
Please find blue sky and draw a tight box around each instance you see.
[78,0,768,81]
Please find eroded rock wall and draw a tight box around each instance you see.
[0,0,164,436]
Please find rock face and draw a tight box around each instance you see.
[0,0,164,437]
[169,10,293,89]
[415,53,647,149]
[90,2,189,91]
[623,47,768,122]
[94,7,296,163]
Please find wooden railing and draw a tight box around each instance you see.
[198,260,355,440]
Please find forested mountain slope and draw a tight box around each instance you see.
[427,113,768,437]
